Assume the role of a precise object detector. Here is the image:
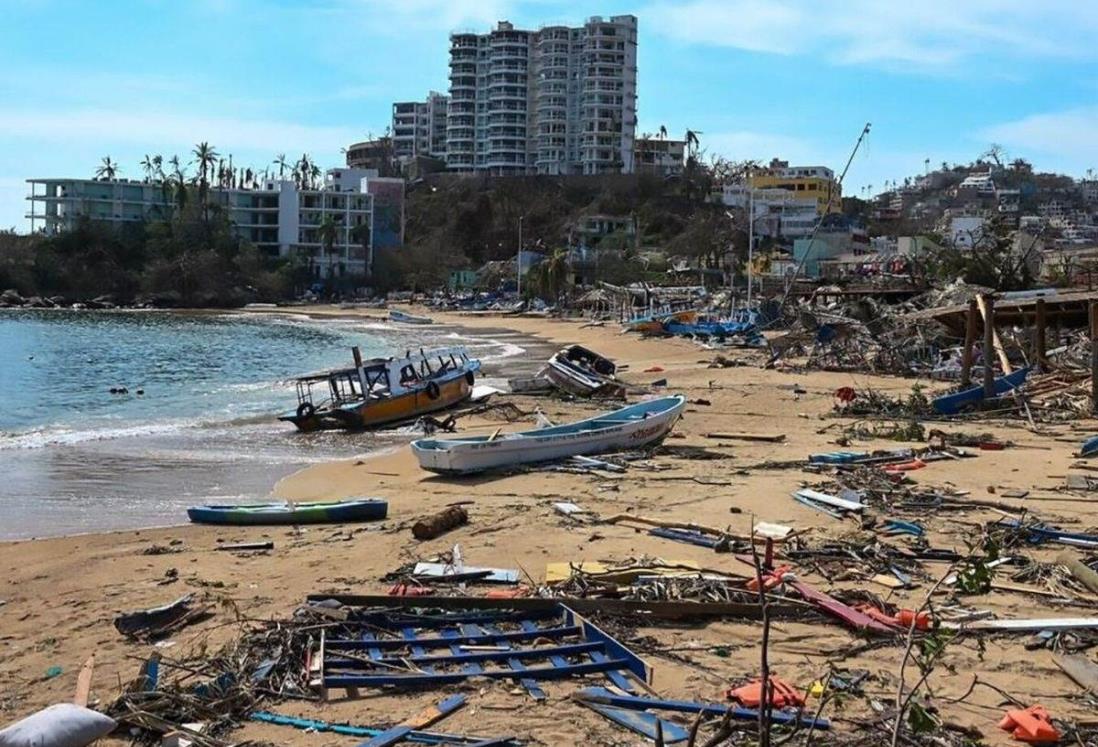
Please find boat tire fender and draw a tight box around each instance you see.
[426,381,441,400]
[465,370,475,386]
[297,402,316,420]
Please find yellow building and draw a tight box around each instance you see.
[749,161,842,216]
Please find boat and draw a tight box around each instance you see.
[411,395,687,475]
[623,308,698,334]
[1080,435,1098,458]
[280,346,481,431]
[931,366,1031,415]
[187,498,388,525]
[545,345,626,398]
[389,309,434,325]
[664,318,764,345]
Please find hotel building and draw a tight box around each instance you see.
[25,168,400,277]
[446,15,637,176]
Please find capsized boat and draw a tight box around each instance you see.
[187,498,388,525]
[623,308,698,334]
[411,395,686,475]
[280,346,481,431]
[931,366,1031,415]
[390,309,434,325]
[545,345,626,398]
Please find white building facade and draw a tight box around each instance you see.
[27,169,377,276]
[391,92,449,162]
[446,15,637,176]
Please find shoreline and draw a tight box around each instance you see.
[0,306,548,541]
[2,307,1097,743]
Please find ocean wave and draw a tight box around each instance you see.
[0,420,203,450]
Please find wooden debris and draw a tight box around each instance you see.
[412,506,468,540]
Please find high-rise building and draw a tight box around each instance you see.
[26,169,386,276]
[391,92,449,163]
[446,15,637,176]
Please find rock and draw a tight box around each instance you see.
[0,289,24,305]
[24,296,50,308]
[47,295,66,306]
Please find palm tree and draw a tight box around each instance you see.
[317,214,339,281]
[685,129,701,158]
[351,222,372,279]
[310,163,321,189]
[95,156,119,180]
[273,153,289,179]
[529,249,571,302]
[658,125,668,141]
[192,142,219,189]
[140,154,156,182]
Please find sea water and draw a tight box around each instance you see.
[0,309,523,539]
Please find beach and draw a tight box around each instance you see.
[1,307,1095,744]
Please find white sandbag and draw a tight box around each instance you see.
[0,703,116,747]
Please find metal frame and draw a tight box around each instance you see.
[320,604,649,694]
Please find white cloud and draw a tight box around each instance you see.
[644,0,1098,69]
[330,0,516,34]
[0,109,363,155]
[983,107,1098,165]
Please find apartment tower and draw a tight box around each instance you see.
[446,15,637,176]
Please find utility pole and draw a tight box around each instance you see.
[517,215,524,298]
[747,178,754,308]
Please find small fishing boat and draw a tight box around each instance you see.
[545,345,626,398]
[411,395,687,475]
[280,346,480,431]
[187,498,388,525]
[389,309,434,325]
[931,366,1031,415]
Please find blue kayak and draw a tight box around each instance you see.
[931,367,1031,415]
[187,498,388,525]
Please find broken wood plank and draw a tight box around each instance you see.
[359,694,466,747]
[73,654,95,707]
[1053,653,1098,694]
[947,617,1098,632]
[705,432,786,443]
[977,293,1013,375]
[1058,552,1098,595]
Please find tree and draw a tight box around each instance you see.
[140,154,157,182]
[317,214,340,280]
[658,124,668,140]
[273,153,289,179]
[527,249,571,302]
[350,222,373,279]
[982,143,1006,168]
[192,142,219,189]
[95,156,119,180]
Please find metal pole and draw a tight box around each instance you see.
[747,182,754,308]
[517,216,523,298]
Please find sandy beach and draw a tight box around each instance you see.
[2,306,1095,745]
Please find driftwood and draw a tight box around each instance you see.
[412,506,469,540]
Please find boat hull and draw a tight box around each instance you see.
[411,395,686,475]
[545,359,624,398]
[931,366,1031,415]
[187,498,388,525]
[281,370,474,432]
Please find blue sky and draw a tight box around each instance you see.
[3,0,1098,231]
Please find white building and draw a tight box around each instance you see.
[446,15,638,176]
[391,92,449,162]
[949,215,986,248]
[634,137,685,176]
[27,169,378,276]
[719,184,819,239]
[958,171,996,194]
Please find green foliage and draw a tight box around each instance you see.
[907,702,939,735]
[955,536,1001,595]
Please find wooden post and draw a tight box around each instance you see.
[1035,299,1047,372]
[983,295,995,397]
[960,298,978,385]
[1091,302,1098,414]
